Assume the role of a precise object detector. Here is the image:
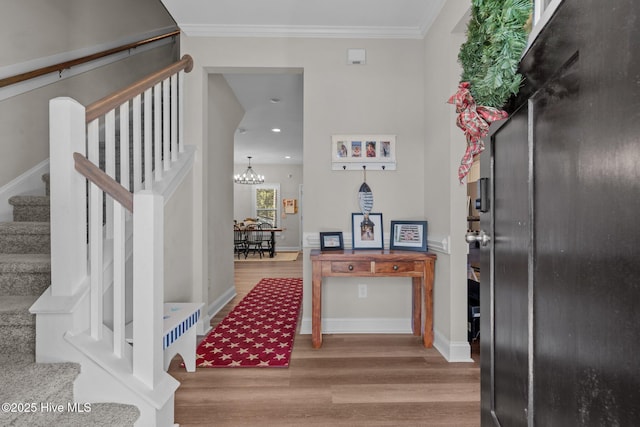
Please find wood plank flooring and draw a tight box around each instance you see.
[169,256,480,426]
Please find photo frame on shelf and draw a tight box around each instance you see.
[351,212,384,250]
[390,220,428,252]
[319,232,344,251]
[332,135,396,170]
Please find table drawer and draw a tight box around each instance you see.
[330,261,371,274]
[375,261,417,274]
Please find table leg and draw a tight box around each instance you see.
[423,260,434,348]
[312,260,322,348]
[411,277,421,336]
[269,231,276,257]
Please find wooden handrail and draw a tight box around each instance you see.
[0,30,180,89]
[85,54,193,123]
[73,152,134,212]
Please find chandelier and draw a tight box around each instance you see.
[234,156,265,184]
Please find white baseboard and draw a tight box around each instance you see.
[433,328,473,362]
[299,317,412,335]
[200,286,236,335]
[0,159,49,222]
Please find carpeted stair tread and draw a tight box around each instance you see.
[0,361,139,426]
[0,222,50,254]
[0,222,50,234]
[54,402,140,426]
[0,253,51,273]
[0,295,38,324]
[9,195,50,222]
[0,362,79,426]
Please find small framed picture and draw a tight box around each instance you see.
[390,220,428,252]
[320,232,344,251]
[351,213,384,250]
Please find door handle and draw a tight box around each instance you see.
[465,230,491,246]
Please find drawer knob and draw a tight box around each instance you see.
[393,265,399,271]
[348,264,354,271]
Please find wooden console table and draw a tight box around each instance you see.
[310,249,437,349]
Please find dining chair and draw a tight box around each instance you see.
[234,226,248,259]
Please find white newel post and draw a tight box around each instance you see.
[132,190,164,388]
[49,97,88,296]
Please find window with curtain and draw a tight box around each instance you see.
[253,184,279,227]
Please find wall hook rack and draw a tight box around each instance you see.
[331,134,397,171]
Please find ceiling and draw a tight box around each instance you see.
[161,0,446,165]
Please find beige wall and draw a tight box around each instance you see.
[1,0,176,65]
[182,35,427,336]
[0,0,177,188]
[182,3,473,360]
[423,0,472,359]
[205,74,245,309]
[233,163,303,250]
[165,170,194,301]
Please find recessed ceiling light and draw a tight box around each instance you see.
[284,156,291,159]
[271,128,281,133]
[269,98,281,103]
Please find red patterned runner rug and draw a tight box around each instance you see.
[195,277,303,368]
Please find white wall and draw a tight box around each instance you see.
[423,0,472,361]
[164,170,194,302]
[233,163,303,251]
[205,74,245,311]
[0,0,177,188]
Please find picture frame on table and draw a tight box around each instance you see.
[319,232,344,251]
[351,212,384,250]
[390,220,428,252]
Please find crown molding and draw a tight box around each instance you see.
[180,24,425,39]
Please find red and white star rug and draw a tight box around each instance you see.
[195,277,303,368]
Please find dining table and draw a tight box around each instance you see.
[238,226,283,258]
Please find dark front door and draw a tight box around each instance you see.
[480,102,530,426]
[480,1,640,425]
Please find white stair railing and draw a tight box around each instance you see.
[45,54,194,426]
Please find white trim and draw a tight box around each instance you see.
[252,183,281,226]
[202,285,236,335]
[181,24,425,39]
[0,159,49,222]
[433,328,473,362]
[299,317,412,335]
[523,0,564,58]
[153,145,197,205]
[0,26,178,102]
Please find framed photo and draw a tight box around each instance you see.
[332,135,396,170]
[351,213,384,250]
[319,232,344,251]
[390,220,428,252]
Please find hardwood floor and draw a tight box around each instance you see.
[169,256,480,426]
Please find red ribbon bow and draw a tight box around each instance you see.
[448,82,508,182]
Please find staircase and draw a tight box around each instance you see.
[0,174,140,426]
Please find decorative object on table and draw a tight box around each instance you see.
[351,212,383,250]
[319,231,344,251]
[194,277,302,367]
[234,156,265,184]
[449,0,532,183]
[358,172,374,215]
[390,220,428,252]
[331,134,396,170]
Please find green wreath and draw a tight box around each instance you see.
[458,0,533,109]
